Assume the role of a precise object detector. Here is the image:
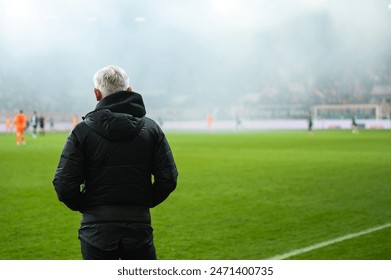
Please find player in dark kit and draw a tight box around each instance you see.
[351,115,359,134]
[31,111,38,138]
[307,111,313,136]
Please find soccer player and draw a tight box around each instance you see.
[39,115,45,135]
[235,114,243,130]
[5,116,12,133]
[307,111,313,136]
[351,115,359,134]
[14,110,27,145]
[72,115,78,127]
[31,111,38,138]
[207,114,214,131]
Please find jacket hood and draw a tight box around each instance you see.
[83,91,146,141]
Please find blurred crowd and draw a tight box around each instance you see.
[0,62,390,121]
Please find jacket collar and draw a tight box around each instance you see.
[94,91,146,117]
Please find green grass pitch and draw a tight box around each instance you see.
[0,129,390,260]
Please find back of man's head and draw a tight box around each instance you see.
[93,65,130,98]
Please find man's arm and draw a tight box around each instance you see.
[52,131,86,211]
[151,132,178,208]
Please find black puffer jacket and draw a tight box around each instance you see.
[53,91,178,223]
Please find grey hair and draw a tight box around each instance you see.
[93,65,130,97]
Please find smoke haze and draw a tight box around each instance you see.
[1,0,391,120]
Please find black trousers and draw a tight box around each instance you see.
[80,238,157,260]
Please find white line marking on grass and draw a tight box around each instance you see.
[269,222,391,260]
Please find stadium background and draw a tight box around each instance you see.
[0,0,391,262]
[1,0,391,128]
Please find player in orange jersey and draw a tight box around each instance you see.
[72,115,78,127]
[207,114,214,132]
[14,110,27,145]
[5,116,12,133]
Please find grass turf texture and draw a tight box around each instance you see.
[0,130,390,260]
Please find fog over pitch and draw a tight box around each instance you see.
[0,0,390,119]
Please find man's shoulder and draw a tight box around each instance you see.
[71,121,92,139]
[143,117,163,132]
[143,116,157,124]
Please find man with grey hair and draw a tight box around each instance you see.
[53,65,178,260]
[93,65,130,98]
